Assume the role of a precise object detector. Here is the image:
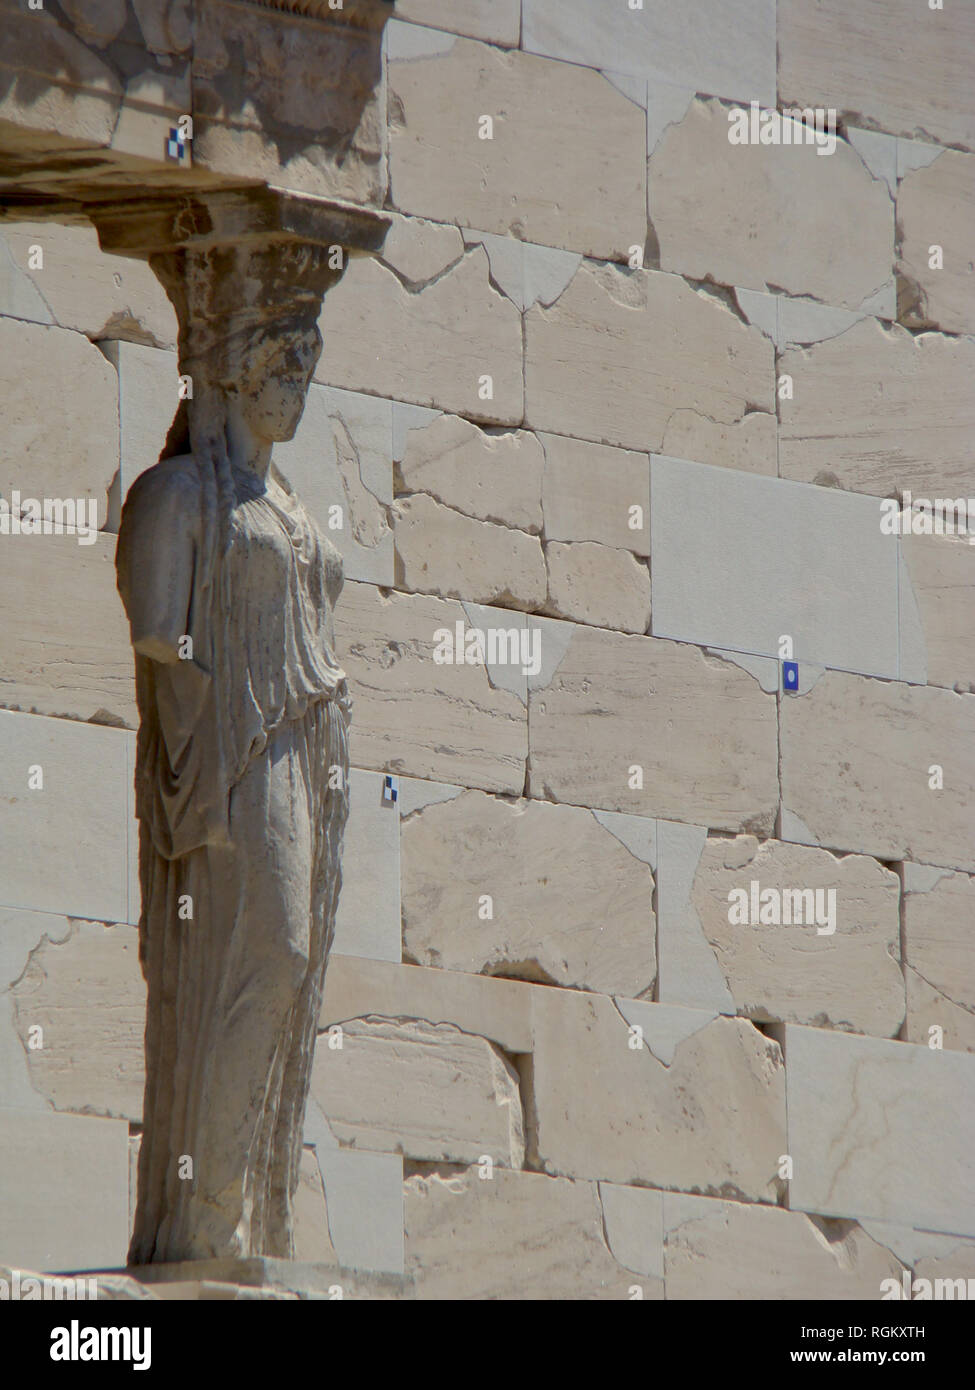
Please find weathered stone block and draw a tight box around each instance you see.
[0,710,132,924]
[310,1017,524,1167]
[0,1108,130,1272]
[0,533,135,726]
[528,989,786,1200]
[400,789,655,995]
[391,1,519,45]
[102,341,179,500]
[785,1024,975,1237]
[901,531,975,694]
[649,98,894,312]
[779,320,975,498]
[404,1166,662,1299]
[904,868,975,1055]
[689,836,904,1036]
[539,433,649,556]
[663,1193,904,1300]
[779,0,975,151]
[897,149,975,335]
[780,670,975,871]
[543,540,651,635]
[397,412,543,533]
[528,621,777,832]
[389,34,645,261]
[333,582,527,794]
[525,263,775,469]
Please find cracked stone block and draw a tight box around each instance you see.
[274,383,394,587]
[102,341,180,502]
[778,319,975,498]
[527,989,785,1200]
[598,1183,664,1284]
[540,433,649,556]
[897,149,975,335]
[322,956,533,1055]
[0,318,119,533]
[294,1148,338,1266]
[192,0,387,204]
[389,36,645,261]
[333,582,527,793]
[0,1109,129,1272]
[400,789,655,996]
[779,0,975,152]
[309,1017,524,1167]
[915,1237,975,1295]
[785,1024,975,1237]
[527,622,777,832]
[391,1,519,45]
[396,413,543,533]
[522,0,775,108]
[689,837,904,1037]
[524,263,775,470]
[649,98,894,313]
[663,1193,904,1300]
[332,768,401,964]
[901,531,975,694]
[0,710,131,924]
[543,540,651,635]
[904,870,975,1054]
[0,533,136,727]
[393,493,546,610]
[10,918,145,1120]
[780,670,975,872]
[405,1166,662,1300]
[0,908,71,1112]
[650,455,902,680]
[0,221,176,347]
[378,212,464,285]
[317,244,523,424]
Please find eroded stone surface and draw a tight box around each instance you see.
[310,1017,524,1167]
[539,433,649,555]
[904,870,975,1054]
[543,540,651,635]
[689,837,904,1036]
[525,263,775,468]
[901,531,975,694]
[898,150,975,335]
[400,789,655,996]
[397,412,543,533]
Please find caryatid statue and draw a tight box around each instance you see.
[115,220,364,1265]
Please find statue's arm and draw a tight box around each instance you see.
[117,465,199,665]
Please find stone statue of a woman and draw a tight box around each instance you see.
[116,240,350,1264]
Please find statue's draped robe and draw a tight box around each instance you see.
[117,456,350,1263]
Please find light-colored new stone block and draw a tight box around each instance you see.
[333,582,527,794]
[397,412,543,533]
[102,341,180,499]
[527,621,778,832]
[779,319,975,498]
[332,768,401,964]
[689,837,904,1036]
[785,1025,975,1237]
[322,956,533,1055]
[779,0,975,152]
[0,220,176,346]
[904,870,975,1054]
[310,1017,524,1167]
[543,541,650,635]
[0,1109,130,1272]
[314,1144,404,1276]
[525,263,775,469]
[400,790,655,996]
[294,1148,338,1267]
[522,0,775,108]
[0,318,119,532]
[539,433,649,556]
[274,384,394,587]
[389,36,646,261]
[901,531,975,693]
[650,455,902,679]
[780,670,975,872]
[318,244,523,424]
[393,494,546,610]
[391,1,519,45]
[0,532,135,726]
[649,98,894,312]
[405,1166,662,1300]
[663,1193,904,1300]
[528,989,786,1200]
[0,710,131,924]
[10,918,144,1120]
[897,150,975,335]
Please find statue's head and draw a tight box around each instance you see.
[230,318,323,445]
